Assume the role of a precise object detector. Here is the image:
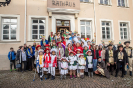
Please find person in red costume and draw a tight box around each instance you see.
[98,44,103,57]
[87,40,92,50]
[74,41,83,53]
[62,37,66,46]
[44,48,51,79]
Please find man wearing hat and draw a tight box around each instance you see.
[115,45,128,78]
[124,41,132,76]
[105,44,115,75]
[110,41,116,51]
[40,36,48,46]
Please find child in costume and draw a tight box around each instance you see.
[51,40,57,49]
[60,57,68,80]
[86,50,93,77]
[83,44,89,76]
[78,54,86,79]
[67,51,77,79]
[75,49,81,77]
[36,49,44,81]
[50,48,57,80]
[44,48,51,79]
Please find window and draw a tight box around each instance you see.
[100,0,111,5]
[31,19,45,39]
[120,23,128,40]
[118,0,128,7]
[80,21,92,39]
[2,18,17,40]
[80,0,90,3]
[101,21,111,40]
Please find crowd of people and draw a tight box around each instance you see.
[8,30,132,81]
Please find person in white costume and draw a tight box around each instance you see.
[50,48,57,80]
[60,57,68,80]
[36,49,44,81]
[67,51,77,79]
[86,50,93,77]
[78,54,86,79]
[75,49,81,77]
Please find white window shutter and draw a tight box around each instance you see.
[98,0,100,3]
[126,0,129,7]
[110,0,112,5]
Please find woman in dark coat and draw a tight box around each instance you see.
[91,45,99,71]
[95,57,110,79]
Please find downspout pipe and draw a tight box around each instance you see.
[93,0,97,44]
[24,0,27,43]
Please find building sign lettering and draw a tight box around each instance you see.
[52,0,75,7]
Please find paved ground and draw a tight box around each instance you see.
[0,70,133,88]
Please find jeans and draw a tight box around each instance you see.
[10,60,16,70]
[93,59,97,71]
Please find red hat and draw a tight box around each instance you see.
[61,57,66,60]
[36,45,41,50]
[45,44,50,47]
[69,51,76,55]
[86,50,92,54]
[57,42,61,46]
[75,49,81,52]
[52,40,55,42]
[44,48,50,52]
[79,54,84,58]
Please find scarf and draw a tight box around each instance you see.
[39,55,43,65]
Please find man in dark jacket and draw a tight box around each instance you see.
[115,45,128,78]
[124,41,132,76]
[105,44,115,75]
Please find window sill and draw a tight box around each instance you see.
[0,41,21,43]
[119,39,131,42]
[27,40,42,42]
[101,39,114,42]
[99,3,112,6]
[117,6,129,8]
[80,2,94,4]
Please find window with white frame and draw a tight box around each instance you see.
[100,0,111,5]
[80,0,90,3]
[120,22,129,40]
[80,21,92,39]
[2,18,17,40]
[118,0,128,7]
[31,19,45,39]
[101,21,112,40]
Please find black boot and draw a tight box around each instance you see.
[115,73,118,77]
[51,75,55,80]
[46,73,50,79]
[40,78,43,81]
[124,71,127,75]
[121,74,124,78]
[130,71,132,76]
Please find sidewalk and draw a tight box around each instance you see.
[0,70,133,88]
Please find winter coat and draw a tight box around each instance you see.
[26,48,34,58]
[91,50,99,59]
[114,50,128,65]
[34,50,39,64]
[105,49,115,63]
[57,47,64,60]
[40,39,48,46]
[8,51,16,61]
[16,50,27,63]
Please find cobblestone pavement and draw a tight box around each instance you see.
[0,70,133,88]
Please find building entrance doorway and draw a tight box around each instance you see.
[56,20,70,34]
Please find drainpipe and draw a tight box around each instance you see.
[24,0,27,44]
[93,0,97,44]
